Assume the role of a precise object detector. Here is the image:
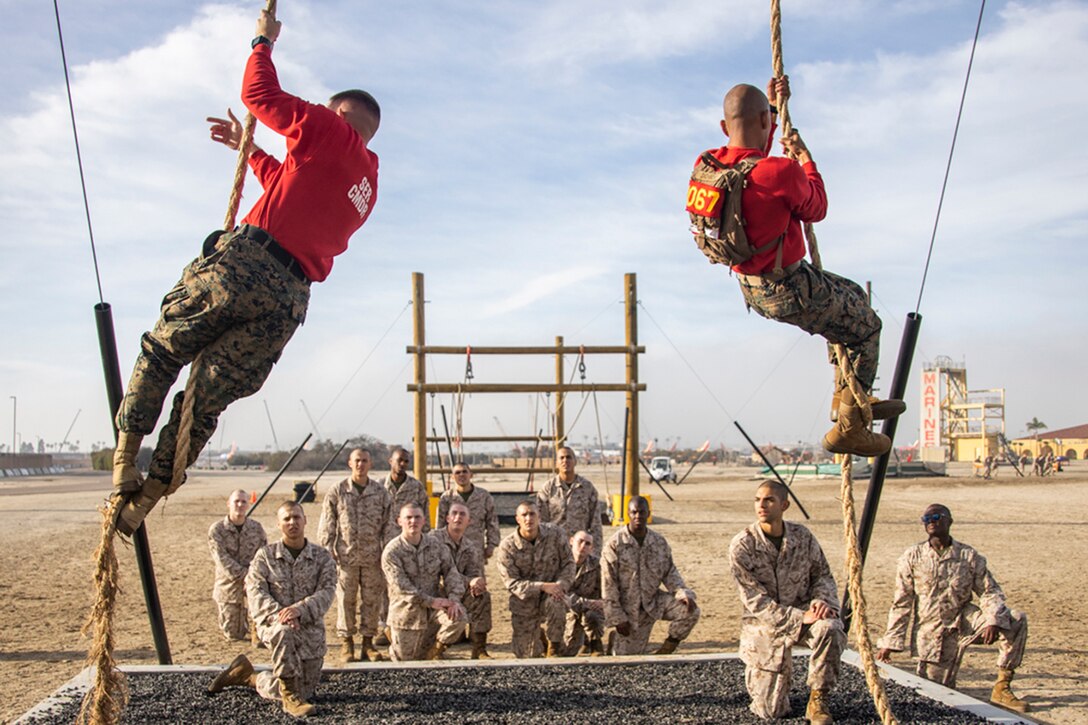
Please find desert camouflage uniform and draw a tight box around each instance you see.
[383,473,430,532]
[432,527,492,636]
[381,533,466,661]
[602,527,700,656]
[116,229,310,488]
[436,486,500,560]
[318,476,396,638]
[208,515,267,640]
[537,473,603,544]
[564,552,604,653]
[496,523,575,657]
[246,539,336,703]
[729,521,845,719]
[379,472,430,627]
[738,260,880,393]
[877,539,1027,687]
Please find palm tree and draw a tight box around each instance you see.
[1025,417,1048,439]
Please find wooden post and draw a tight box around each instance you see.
[412,272,428,492]
[625,273,639,499]
[555,335,564,452]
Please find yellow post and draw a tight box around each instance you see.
[412,272,428,494]
[611,494,652,525]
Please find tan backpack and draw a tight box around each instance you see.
[686,152,784,275]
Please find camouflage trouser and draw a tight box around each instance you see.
[739,261,881,392]
[389,624,438,661]
[256,659,322,703]
[564,607,604,653]
[215,601,249,641]
[920,607,1027,688]
[613,593,701,656]
[256,622,323,701]
[336,561,384,638]
[463,590,493,635]
[509,594,568,658]
[743,618,844,719]
[116,227,310,485]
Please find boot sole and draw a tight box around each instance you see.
[821,435,891,458]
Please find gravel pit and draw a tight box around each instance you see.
[20,657,987,724]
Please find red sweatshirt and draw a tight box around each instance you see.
[697,130,826,276]
[241,44,379,283]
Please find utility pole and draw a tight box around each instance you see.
[9,396,15,457]
[300,399,322,441]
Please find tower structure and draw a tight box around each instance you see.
[919,356,1005,462]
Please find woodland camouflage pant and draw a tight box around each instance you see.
[739,261,881,392]
[116,227,310,485]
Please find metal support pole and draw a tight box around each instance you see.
[94,302,172,664]
[555,335,565,450]
[412,272,427,485]
[298,438,349,503]
[618,407,630,522]
[733,420,810,520]
[843,313,922,624]
[246,433,313,518]
[858,313,923,560]
[624,273,639,498]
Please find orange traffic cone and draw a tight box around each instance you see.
[250,491,257,503]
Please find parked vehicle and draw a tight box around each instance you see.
[649,456,677,483]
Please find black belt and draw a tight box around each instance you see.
[735,260,802,286]
[237,224,310,284]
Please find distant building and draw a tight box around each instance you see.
[1010,423,1088,461]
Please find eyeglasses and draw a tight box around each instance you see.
[921,513,945,524]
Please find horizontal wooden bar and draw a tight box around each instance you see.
[426,467,554,475]
[406,345,644,355]
[424,435,552,443]
[407,383,646,393]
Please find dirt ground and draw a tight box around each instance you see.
[2,461,1085,724]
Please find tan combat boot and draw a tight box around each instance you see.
[207,654,256,693]
[470,632,492,660]
[280,677,316,718]
[361,635,384,662]
[427,641,449,660]
[589,637,605,657]
[990,668,1029,713]
[830,391,906,422]
[111,432,144,493]
[340,635,357,663]
[545,640,565,658]
[805,688,834,725]
[373,626,391,647]
[112,477,171,536]
[822,399,891,458]
[654,636,681,655]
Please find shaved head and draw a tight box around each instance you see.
[724,84,770,124]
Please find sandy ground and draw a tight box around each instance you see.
[2,462,1085,724]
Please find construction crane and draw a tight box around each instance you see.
[493,416,523,456]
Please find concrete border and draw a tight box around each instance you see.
[16,650,1034,724]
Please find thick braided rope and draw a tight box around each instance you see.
[80,508,128,725]
[174,0,279,492]
[835,346,897,725]
[769,0,822,271]
[771,1,889,719]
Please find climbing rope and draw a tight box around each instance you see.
[770,2,892,722]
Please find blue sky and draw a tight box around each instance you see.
[1,1,1085,456]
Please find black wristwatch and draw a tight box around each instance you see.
[252,35,272,49]
[769,104,778,114]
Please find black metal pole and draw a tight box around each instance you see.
[636,455,674,502]
[440,405,456,466]
[94,302,172,665]
[676,448,710,485]
[858,313,923,561]
[734,420,810,520]
[618,407,630,519]
[246,432,313,518]
[298,438,349,504]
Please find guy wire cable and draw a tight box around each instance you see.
[915,0,986,314]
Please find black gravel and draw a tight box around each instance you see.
[21,658,986,724]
